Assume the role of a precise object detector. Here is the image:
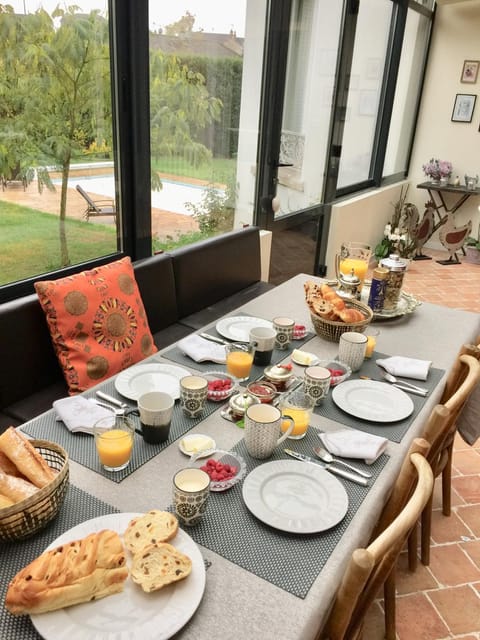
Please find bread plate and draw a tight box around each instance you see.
[30,513,206,640]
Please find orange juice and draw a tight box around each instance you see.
[95,429,133,469]
[226,350,254,379]
[281,408,310,438]
[365,335,376,357]
[340,257,368,290]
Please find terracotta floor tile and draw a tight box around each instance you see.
[429,544,480,586]
[457,505,480,537]
[395,551,439,594]
[430,510,473,544]
[452,478,480,507]
[361,602,388,640]
[431,479,465,510]
[395,592,449,640]
[452,450,480,475]
[429,585,480,635]
[460,540,480,570]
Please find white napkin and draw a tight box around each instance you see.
[319,429,388,465]
[376,356,432,381]
[457,384,480,445]
[178,335,226,364]
[53,396,113,435]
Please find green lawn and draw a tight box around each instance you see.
[151,156,235,183]
[0,202,117,285]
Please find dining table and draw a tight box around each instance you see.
[2,273,479,640]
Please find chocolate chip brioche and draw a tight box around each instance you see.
[124,510,178,555]
[130,542,192,593]
[5,529,128,615]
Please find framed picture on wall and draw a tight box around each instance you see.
[451,94,476,122]
[460,60,479,84]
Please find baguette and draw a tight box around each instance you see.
[0,471,39,503]
[5,529,128,615]
[124,510,178,555]
[130,542,192,593]
[0,492,14,509]
[0,428,56,489]
[0,451,24,478]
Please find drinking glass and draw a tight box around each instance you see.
[225,343,254,382]
[279,390,315,439]
[94,414,135,472]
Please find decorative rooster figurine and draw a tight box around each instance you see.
[409,202,435,259]
[438,212,472,264]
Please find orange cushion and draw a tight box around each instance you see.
[35,257,157,394]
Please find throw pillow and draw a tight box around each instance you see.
[35,257,157,394]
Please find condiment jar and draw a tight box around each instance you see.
[367,266,389,312]
[228,392,260,421]
[336,268,361,300]
[380,254,408,310]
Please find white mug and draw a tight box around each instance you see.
[244,403,294,459]
[249,326,277,366]
[137,391,174,444]
[338,332,367,372]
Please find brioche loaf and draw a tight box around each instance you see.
[0,428,56,488]
[124,510,178,554]
[5,529,128,615]
[304,280,367,324]
[130,542,192,593]
[0,471,39,503]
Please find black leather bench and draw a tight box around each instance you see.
[0,226,274,431]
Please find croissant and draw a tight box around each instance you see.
[338,307,365,323]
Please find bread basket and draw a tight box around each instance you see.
[310,299,373,342]
[0,440,69,542]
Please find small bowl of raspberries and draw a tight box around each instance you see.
[204,371,237,402]
[316,360,352,386]
[190,449,247,492]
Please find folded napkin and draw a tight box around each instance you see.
[178,334,226,364]
[319,429,388,465]
[376,356,432,381]
[53,396,113,435]
[457,384,480,445]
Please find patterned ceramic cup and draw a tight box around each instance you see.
[273,316,295,350]
[303,366,332,406]
[180,375,208,418]
[244,403,294,459]
[173,468,210,526]
[338,331,367,372]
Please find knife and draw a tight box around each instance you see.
[96,390,129,408]
[284,449,369,486]
[199,332,229,345]
[390,384,428,397]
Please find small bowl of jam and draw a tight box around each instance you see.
[246,381,277,403]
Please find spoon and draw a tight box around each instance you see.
[381,372,428,394]
[313,446,373,479]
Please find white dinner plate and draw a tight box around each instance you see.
[215,315,273,342]
[114,363,191,400]
[31,513,206,640]
[242,460,348,533]
[332,379,414,422]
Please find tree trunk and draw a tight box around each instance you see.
[59,162,71,266]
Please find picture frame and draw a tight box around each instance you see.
[460,60,479,84]
[451,93,476,122]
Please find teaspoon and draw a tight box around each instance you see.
[381,372,428,394]
[313,446,373,479]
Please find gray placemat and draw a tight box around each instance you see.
[1,485,119,640]
[314,353,445,443]
[177,426,388,599]
[22,377,223,483]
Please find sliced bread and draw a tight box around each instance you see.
[124,510,178,554]
[130,542,192,592]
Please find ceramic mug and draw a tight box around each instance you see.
[180,375,208,418]
[244,403,294,459]
[172,468,210,526]
[273,316,295,350]
[137,391,174,444]
[338,331,367,372]
[303,366,332,406]
[249,326,277,366]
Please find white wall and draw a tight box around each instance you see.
[408,0,480,247]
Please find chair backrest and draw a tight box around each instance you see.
[322,452,434,640]
[75,184,99,212]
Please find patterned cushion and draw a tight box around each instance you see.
[35,257,157,394]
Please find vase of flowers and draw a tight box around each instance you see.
[422,158,452,184]
[374,186,417,261]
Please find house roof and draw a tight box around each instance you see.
[149,31,244,58]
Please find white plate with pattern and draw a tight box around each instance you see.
[114,363,191,400]
[215,316,273,342]
[31,513,206,640]
[242,460,348,533]
[332,379,414,422]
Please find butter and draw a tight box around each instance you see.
[181,435,213,454]
[292,349,314,366]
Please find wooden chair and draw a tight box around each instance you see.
[75,184,116,222]
[318,450,434,640]
[408,349,480,569]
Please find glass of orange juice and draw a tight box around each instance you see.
[338,242,371,291]
[225,343,255,382]
[279,390,315,440]
[94,415,135,472]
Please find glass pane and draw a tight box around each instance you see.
[337,0,393,188]
[383,9,431,175]
[276,0,343,216]
[148,0,264,252]
[0,2,117,288]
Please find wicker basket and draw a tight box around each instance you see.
[310,299,373,343]
[0,440,69,542]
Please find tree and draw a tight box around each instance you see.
[163,11,196,36]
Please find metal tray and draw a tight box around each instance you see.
[361,282,421,320]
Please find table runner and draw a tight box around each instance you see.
[314,353,445,443]
[180,426,389,599]
[0,485,119,640]
[22,376,223,483]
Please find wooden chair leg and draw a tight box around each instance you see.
[408,522,418,572]
[442,442,454,516]
[421,494,434,566]
[384,569,397,640]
